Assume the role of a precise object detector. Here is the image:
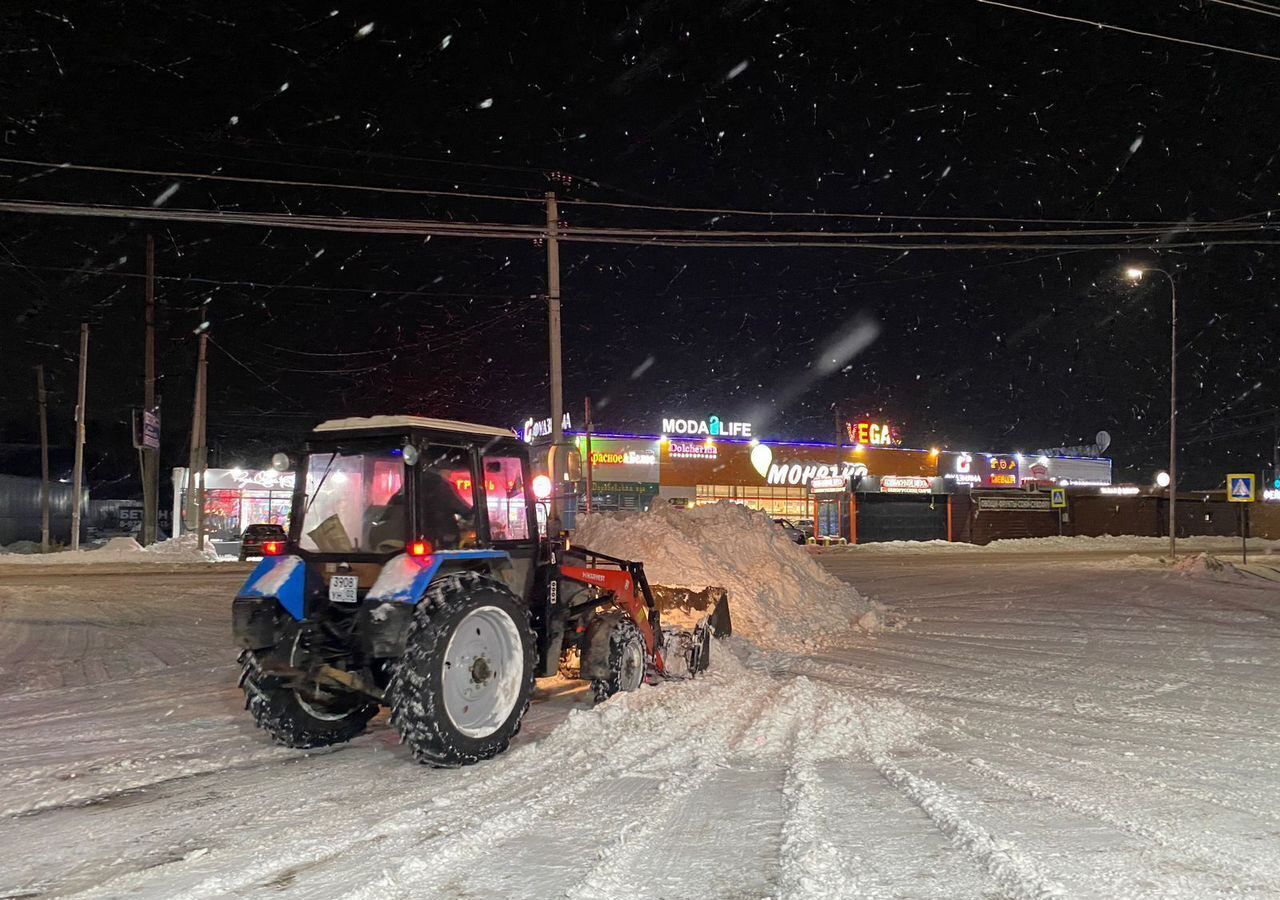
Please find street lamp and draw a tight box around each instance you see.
[1125,265,1178,559]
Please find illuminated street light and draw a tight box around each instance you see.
[1155,471,1171,488]
[1124,264,1178,558]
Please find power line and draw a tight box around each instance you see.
[5,154,1276,230]
[976,0,1280,64]
[0,260,534,301]
[7,196,1280,252]
[0,156,547,205]
[1206,0,1280,20]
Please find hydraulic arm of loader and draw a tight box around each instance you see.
[559,549,667,673]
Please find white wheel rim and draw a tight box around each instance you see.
[442,605,524,738]
[619,637,645,692]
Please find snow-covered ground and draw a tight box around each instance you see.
[0,534,225,565]
[4,549,1280,898]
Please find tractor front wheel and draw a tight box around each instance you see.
[589,615,647,703]
[388,573,536,767]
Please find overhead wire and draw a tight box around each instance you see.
[5,198,1280,252]
[4,155,1277,229]
[1205,0,1280,20]
[975,0,1280,64]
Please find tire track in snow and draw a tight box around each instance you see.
[914,743,1280,893]
[870,754,1067,900]
[337,670,786,900]
[772,688,868,900]
[97,663,776,899]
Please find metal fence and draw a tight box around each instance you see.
[0,474,84,546]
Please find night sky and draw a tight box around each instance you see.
[1,1,1278,493]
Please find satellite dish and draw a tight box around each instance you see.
[1095,431,1112,453]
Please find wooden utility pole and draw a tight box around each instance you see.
[583,396,593,515]
[70,323,89,550]
[186,333,208,545]
[545,192,564,532]
[142,234,159,545]
[36,365,50,553]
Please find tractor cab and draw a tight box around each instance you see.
[281,416,540,601]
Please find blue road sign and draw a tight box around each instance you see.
[1227,473,1255,503]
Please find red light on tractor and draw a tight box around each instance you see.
[409,540,432,558]
[262,541,284,556]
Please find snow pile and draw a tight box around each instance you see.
[0,533,222,565]
[574,502,881,651]
[1170,552,1246,581]
[0,540,43,554]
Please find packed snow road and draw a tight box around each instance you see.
[3,553,1280,898]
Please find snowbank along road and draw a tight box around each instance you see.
[3,551,1280,898]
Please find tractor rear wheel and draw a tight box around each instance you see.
[388,573,536,767]
[238,650,378,749]
[589,615,647,703]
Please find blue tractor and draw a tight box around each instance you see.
[232,416,727,767]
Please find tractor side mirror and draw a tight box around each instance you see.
[546,443,582,483]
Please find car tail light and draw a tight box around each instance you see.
[262,541,284,556]
[409,540,432,558]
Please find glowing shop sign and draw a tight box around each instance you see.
[521,413,572,442]
[1264,488,1280,502]
[589,449,656,466]
[880,475,931,494]
[1098,486,1140,496]
[767,461,868,487]
[668,441,718,460]
[811,476,849,493]
[660,415,752,437]
[847,421,900,446]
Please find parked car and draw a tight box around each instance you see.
[772,518,806,544]
[238,523,287,561]
[794,518,815,540]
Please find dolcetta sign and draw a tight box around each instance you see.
[748,442,867,487]
[660,415,752,437]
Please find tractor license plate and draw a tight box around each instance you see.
[329,575,359,604]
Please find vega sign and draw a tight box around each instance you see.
[660,415,752,437]
[847,420,900,446]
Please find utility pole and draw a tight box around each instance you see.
[834,406,843,541]
[70,323,89,550]
[142,234,159,545]
[197,336,208,551]
[36,365,49,553]
[186,333,208,546]
[545,191,564,533]
[583,396,593,515]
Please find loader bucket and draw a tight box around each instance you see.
[649,585,732,638]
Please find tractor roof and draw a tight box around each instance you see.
[313,416,516,441]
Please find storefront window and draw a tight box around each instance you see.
[694,484,809,517]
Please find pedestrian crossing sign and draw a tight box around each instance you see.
[1227,473,1255,503]
[1050,487,1067,509]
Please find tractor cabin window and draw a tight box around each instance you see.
[481,454,530,541]
[418,445,478,550]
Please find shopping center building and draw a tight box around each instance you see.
[555,413,1114,544]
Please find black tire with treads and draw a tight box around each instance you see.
[387,572,536,767]
[238,649,378,749]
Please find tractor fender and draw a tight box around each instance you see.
[365,549,511,605]
[237,555,307,620]
[360,560,512,659]
[579,611,628,681]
